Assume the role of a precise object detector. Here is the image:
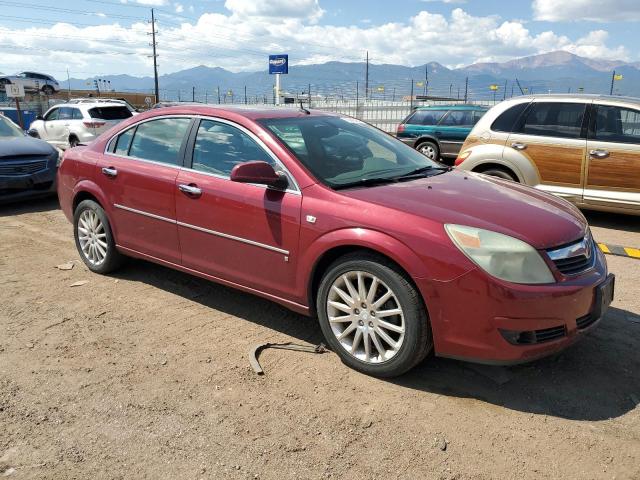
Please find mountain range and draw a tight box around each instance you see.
[64,51,639,102]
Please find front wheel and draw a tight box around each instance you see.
[416,141,439,161]
[73,200,125,274]
[316,253,432,377]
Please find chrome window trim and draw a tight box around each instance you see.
[103,113,301,195]
[113,203,289,255]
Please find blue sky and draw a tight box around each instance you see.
[0,0,638,78]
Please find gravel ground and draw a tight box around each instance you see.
[1,198,639,480]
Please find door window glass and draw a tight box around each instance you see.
[58,107,73,120]
[592,105,640,144]
[491,103,529,132]
[71,108,83,120]
[128,118,191,165]
[520,102,585,138]
[440,110,474,126]
[406,109,447,126]
[191,120,273,176]
[44,108,59,121]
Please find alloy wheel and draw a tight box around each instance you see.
[326,271,405,364]
[77,209,108,266]
[419,144,436,159]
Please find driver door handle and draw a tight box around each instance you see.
[511,142,527,150]
[178,184,202,197]
[589,149,610,159]
[101,167,117,178]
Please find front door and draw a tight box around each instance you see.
[175,118,302,299]
[96,116,193,264]
[507,100,588,203]
[41,107,66,147]
[585,103,640,212]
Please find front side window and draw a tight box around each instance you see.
[44,108,59,121]
[260,116,442,188]
[406,109,447,126]
[592,105,640,144]
[128,118,191,165]
[191,120,273,176]
[114,128,135,156]
[519,102,586,139]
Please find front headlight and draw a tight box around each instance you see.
[445,224,554,284]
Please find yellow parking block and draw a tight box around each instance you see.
[598,243,610,254]
[624,247,640,259]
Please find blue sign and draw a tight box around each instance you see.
[269,54,288,75]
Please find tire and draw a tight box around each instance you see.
[316,252,432,377]
[69,136,79,148]
[73,200,125,274]
[416,141,439,161]
[42,85,54,95]
[480,168,517,182]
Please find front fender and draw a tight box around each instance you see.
[70,180,118,238]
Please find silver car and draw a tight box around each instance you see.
[0,72,60,95]
[455,94,640,215]
[28,102,134,149]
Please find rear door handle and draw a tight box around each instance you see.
[101,167,117,177]
[178,184,202,197]
[589,149,610,159]
[511,142,527,150]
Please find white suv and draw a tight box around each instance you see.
[0,72,60,95]
[28,102,134,149]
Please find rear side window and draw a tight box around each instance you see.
[88,106,133,120]
[191,120,273,176]
[58,107,73,120]
[406,109,447,126]
[592,105,640,144]
[491,103,529,132]
[114,128,135,156]
[71,108,83,120]
[128,118,191,165]
[440,110,475,126]
[520,102,586,139]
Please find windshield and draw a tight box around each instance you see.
[0,115,24,138]
[259,115,441,188]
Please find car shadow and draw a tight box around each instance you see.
[112,258,640,422]
[584,210,640,234]
[0,195,59,217]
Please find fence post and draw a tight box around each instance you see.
[355,81,359,119]
[410,79,414,110]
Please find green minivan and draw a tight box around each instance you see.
[396,104,487,164]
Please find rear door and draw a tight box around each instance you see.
[175,117,302,299]
[97,116,193,263]
[585,103,640,212]
[506,100,588,203]
[436,109,476,158]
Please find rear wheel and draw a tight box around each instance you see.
[416,141,439,161]
[42,85,54,95]
[316,253,432,377]
[69,136,79,148]
[479,168,517,182]
[73,200,124,274]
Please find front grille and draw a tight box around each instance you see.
[0,159,48,176]
[576,313,597,330]
[547,233,595,276]
[500,325,567,345]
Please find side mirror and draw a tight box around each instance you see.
[27,129,39,138]
[230,161,288,190]
[36,114,44,121]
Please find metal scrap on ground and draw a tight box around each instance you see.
[249,342,329,375]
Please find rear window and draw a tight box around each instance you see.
[88,106,132,120]
[405,109,447,126]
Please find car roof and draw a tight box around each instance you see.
[414,104,487,111]
[53,102,128,109]
[144,105,340,120]
[507,93,640,106]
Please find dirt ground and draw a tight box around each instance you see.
[1,198,639,480]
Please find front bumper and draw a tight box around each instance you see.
[419,248,610,364]
[0,162,58,204]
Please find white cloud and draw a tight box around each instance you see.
[533,0,640,22]
[422,0,467,4]
[175,3,184,13]
[0,7,629,80]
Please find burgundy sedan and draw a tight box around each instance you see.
[57,106,614,377]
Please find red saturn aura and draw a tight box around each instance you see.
[57,106,614,377]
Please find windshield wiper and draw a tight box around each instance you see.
[333,176,398,190]
[396,165,452,180]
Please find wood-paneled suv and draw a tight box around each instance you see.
[455,95,640,215]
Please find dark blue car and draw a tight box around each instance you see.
[0,114,59,204]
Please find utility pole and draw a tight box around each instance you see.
[192,86,195,102]
[503,80,507,101]
[410,79,414,110]
[424,64,428,96]
[149,9,160,103]
[244,85,247,104]
[308,83,311,108]
[515,78,524,95]
[464,77,468,103]
[610,70,615,95]
[217,86,220,104]
[66,68,71,100]
[365,50,369,100]
[449,83,452,98]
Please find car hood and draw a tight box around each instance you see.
[0,136,56,159]
[339,169,587,250]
